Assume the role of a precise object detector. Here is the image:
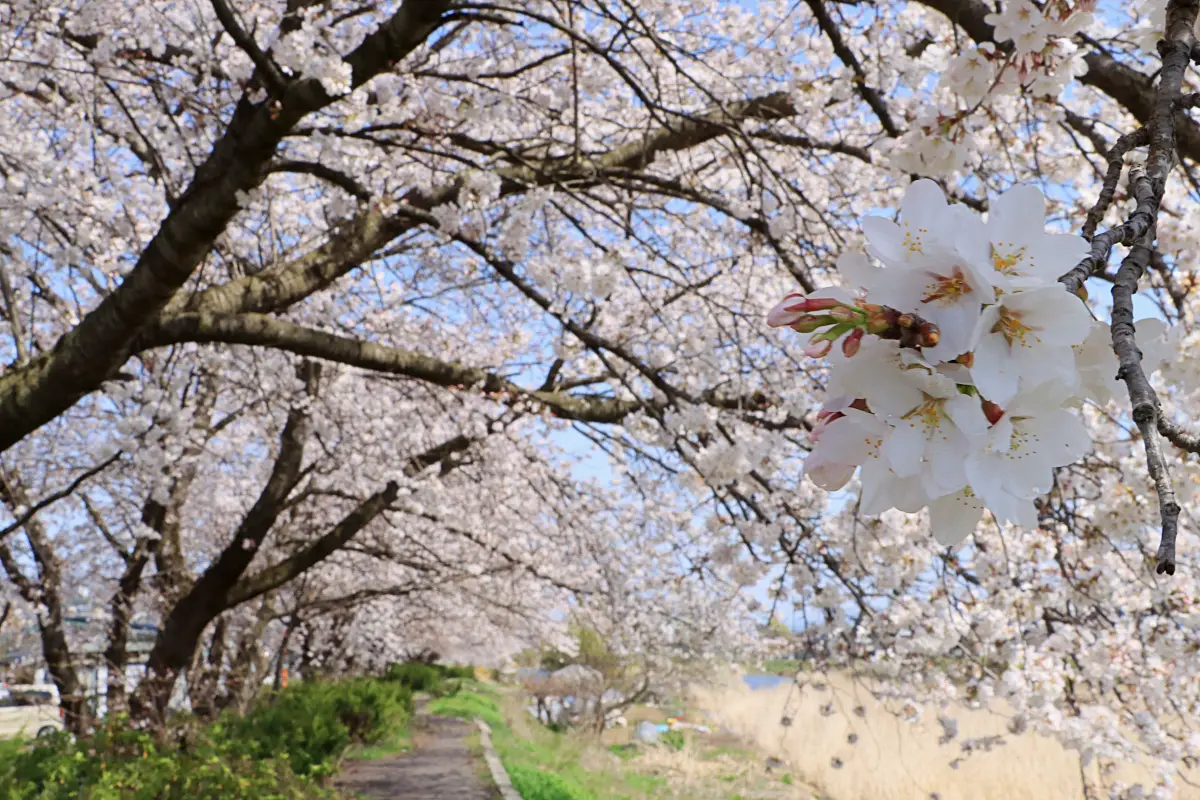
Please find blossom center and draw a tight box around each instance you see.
[990,306,1040,347]
[902,399,944,434]
[921,266,972,305]
[989,242,1028,275]
[902,225,930,255]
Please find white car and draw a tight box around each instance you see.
[0,685,64,739]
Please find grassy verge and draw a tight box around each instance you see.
[429,685,820,800]
[429,685,665,799]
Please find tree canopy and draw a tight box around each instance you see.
[2,0,1200,795]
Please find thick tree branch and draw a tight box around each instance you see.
[266,160,371,200]
[223,481,400,608]
[131,361,320,721]
[0,0,452,454]
[176,92,800,319]
[144,311,644,423]
[915,0,1200,163]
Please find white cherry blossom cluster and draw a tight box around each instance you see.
[770,179,1128,546]
[901,1,1094,177]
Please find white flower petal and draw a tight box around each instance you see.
[929,489,985,546]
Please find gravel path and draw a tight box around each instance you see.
[335,714,499,800]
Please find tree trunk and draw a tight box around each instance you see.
[0,472,89,734]
[187,616,228,720]
[217,598,274,714]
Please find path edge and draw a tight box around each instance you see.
[475,718,522,800]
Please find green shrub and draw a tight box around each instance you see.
[384,662,442,692]
[220,678,412,779]
[0,679,410,799]
[384,662,473,692]
[0,721,327,799]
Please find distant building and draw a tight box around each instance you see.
[0,609,159,715]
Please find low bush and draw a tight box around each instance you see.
[0,723,327,799]
[0,678,409,798]
[220,678,413,779]
[383,661,473,693]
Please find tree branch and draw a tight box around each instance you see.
[266,160,371,200]
[144,311,646,423]
[210,0,289,95]
[0,454,123,542]
[223,481,400,609]
[1111,227,1181,574]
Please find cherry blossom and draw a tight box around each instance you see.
[969,284,1093,405]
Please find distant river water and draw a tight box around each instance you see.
[741,674,790,691]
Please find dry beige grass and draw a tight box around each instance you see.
[691,673,1200,800]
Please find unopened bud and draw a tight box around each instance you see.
[918,322,940,348]
[982,400,1005,426]
[804,297,840,312]
[790,314,836,333]
[830,306,861,323]
[842,328,865,357]
[804,338,833,358]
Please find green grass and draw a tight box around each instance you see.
[426,687,505,729]
[431,687,666,800]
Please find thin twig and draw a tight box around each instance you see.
[1110,224,1181,574]
[1157,402,1200,453]
[266,160,371,200]
[1062,0,1200,575]
[1082,127,1148,240]
[0,453,123,541]
[1059,167,1157,294]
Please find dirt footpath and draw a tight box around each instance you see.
[335,714,499,800]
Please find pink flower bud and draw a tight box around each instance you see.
[803,297,840,312]
[766,293,810,327]
[982,400,1005,426]
[804,338,833,358]
[841,328,864,357]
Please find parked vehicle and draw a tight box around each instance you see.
[0,685,64,739]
